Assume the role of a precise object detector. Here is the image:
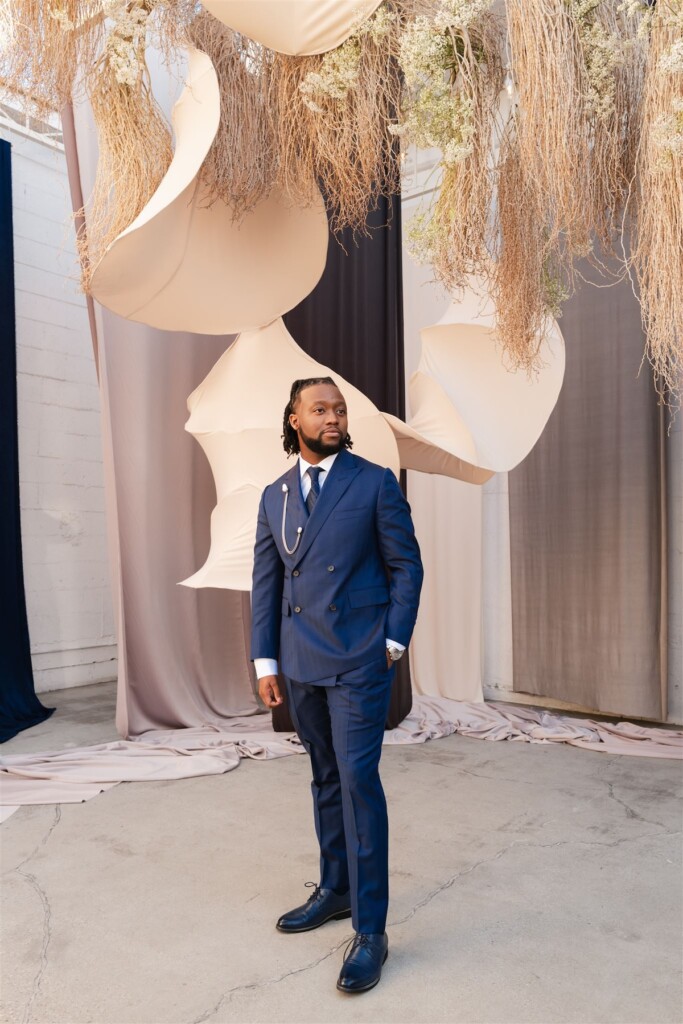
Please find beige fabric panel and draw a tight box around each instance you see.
[400,252,483,702]
[90,49,329,335]
[408,473,485,702]
[182,317,400,591]
[200,0,383,55]
[415,292,565,473]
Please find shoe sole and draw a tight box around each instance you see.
[276,909,352,934]
[336,950,389,993]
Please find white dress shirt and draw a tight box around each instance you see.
[254,452,405,680]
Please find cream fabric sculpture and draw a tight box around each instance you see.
[89,48,329,334]
[200,0,383,55]
[182,318,399,591]
[182,292,564,590]
[383,282,566,477]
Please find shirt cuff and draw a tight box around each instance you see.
[385,639,405,652]
[254,658,279,679]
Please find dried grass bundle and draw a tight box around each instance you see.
[491,130,559,371]
[632,1,683,403]
[271,5,404,233]
[401,3,503,290]
[589,1,651,249]
[0,0,104,113]
[79,5,173,287]
[505,0,592,262]
[180,4,408,233]
[186,12,278,219]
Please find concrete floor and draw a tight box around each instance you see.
[1,683,682,1024]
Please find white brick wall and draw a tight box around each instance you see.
[2,120,117,693]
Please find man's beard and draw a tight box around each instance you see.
[299,427,347,457]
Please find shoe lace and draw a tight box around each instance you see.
[343,933,371,960]
[304,881,323,904]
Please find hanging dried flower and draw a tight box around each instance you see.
[275,1,405,233]
[632,0,683,404]
[0,0,105,113]
[79,0,173,286]
[397,0,503,290]
[186,12,278,219]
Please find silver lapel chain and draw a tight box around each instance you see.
[281,483,303,555]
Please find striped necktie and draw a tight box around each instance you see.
[306,466,323,515]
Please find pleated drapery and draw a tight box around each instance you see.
[94,311,259,735]
[509,262,667,721]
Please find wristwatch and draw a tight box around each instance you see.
[386,645,405,662]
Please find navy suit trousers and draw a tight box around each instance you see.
[285,654,394,935]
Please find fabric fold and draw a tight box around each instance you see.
[3,698,681,821]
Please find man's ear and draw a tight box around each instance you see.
[289,412,299,431]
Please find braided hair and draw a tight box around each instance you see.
[282,377,354,456]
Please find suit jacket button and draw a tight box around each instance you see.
[329,604,337,611]
[327,565,335,572]
[293,569,300,577]
[294,606,301,613]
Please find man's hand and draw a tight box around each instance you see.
[259,674,284,708]
[386,649,392,670]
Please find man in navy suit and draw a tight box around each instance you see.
[251,377,423,993]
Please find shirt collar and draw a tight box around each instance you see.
[298,451,339,480]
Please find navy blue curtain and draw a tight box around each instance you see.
[0,139,54,742]
[285,198,405,418]
[278,193,412,730]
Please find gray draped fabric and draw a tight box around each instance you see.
[509,265,667,720]
[97,312,258,735]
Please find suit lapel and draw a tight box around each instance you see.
[294,449,361,564]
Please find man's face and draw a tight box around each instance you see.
[290,384,349,457]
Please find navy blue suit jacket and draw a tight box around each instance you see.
[250,448,424,684]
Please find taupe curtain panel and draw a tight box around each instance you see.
[97,312,258,736]
[63,105,258,737]
[509,265,666,721]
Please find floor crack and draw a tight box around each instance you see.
[389,829,681,927]
[6,806,62,877]
[189,934,350,1024]
[189,827,681,1022]
[17,869,53,1024]
[606,781,671,832]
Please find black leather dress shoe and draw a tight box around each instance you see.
[336,932,388,993]
[276,883,351,933]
